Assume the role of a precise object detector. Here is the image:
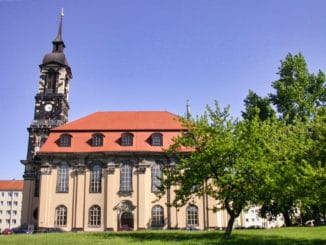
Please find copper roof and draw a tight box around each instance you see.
[0,180,24,191]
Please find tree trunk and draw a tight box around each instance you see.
[313,206,321,226]
[224,214,235,239]
[282,211,292,226]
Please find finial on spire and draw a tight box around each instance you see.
[52,8,65,51]
[61,8,64,18]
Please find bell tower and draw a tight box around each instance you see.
[21,9,72,227]
[27,9,72,160]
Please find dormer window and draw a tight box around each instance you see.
[121,133,133,146]
[59,134,71,147]
[92,133,103,147]
[151,133,163,146]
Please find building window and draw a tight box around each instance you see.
[151,133,163,146]
[55,205,67,226]
[45,71,57,93]
[59,134,71,147]
[89,205,101,226]
[13,210,17,216]
[1,192,4,197]
[0,201,3,206]
[6,219,10,224]
[121,133,133,146]
[8,192,12,197]
[151,205,164,227]
[186,205,198,227]
[0,210,2,215]
[7,201,11,206]
[14,192,19,197]
[0,219,2,224]
[56,164,69,193]
[120,161,132,192]
[90,164,102,193]
[92,134,103,147]
[6,210,11,215]
[151,163,163,193]
[13,201,18,206]
[12,219,16,224]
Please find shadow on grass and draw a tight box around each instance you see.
[89,230,326,245]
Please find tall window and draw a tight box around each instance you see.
[92,134,103,147]
[55,205,67,226]
[59,134,71,147]
[187,205,198,227]
[120,161,132,192]
[45,71,57,93]
[121,133,133,146]
[89,205,101,226]
[56,164,69,193]
[151,163,163,193]
[151,133,163,146]
[90,164,102,193]
[151,205,164,227]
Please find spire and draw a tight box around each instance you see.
[186,100,191,119]
[52,8,65,52]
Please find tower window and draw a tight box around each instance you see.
[151,133,163,146]
[92,134,103,147]
[121,133,133,146]
[59,134,71,147]
[45,71,57,94]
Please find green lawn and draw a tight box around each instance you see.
[0,226,325,245]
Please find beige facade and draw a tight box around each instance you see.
[33,154,227,231]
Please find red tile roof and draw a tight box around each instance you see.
[40,111,186,154]
[54,111,184,131]
[0,180,24,191]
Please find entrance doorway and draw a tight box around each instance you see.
[120,212,133,231]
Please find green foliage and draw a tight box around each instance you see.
[269,53,326,124]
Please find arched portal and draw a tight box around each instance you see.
[120,212,133,230]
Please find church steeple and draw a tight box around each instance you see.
[52,8,65,52]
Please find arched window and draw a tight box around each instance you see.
[55,205,67,226]
[121,133,133,146]
[89,205,101,226]
[56,164,69,193]
[92,133,103,147]
[151,163,163,193]
[186,205,198,227]
[45,71,57,94]
[90,164,102,193]
[151,205,164,227]
[120,161,132,192]
[59,134,71,147]
[151,133,163,146]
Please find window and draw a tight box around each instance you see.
[8,192,12,197]
[14,192,19,197]
[6,210,11,215]
[13,201,18,206]
[151,133,163,146]
[12,219,16,224]
[92,134,103,147]
[7,201,12,206]
[13,210,17,216]
[0,201,3,206]
[187,206,198,226]
[120,161,132,192]
[151,163,163,193]
[0,219,2,224]
[45,71,57,93]
[0,210,2,215]
[55,205,67,226]
[6,219,10,224]
[56,164,69,193]
[89,205,101,226]
[90,164,102,193]
[1,192,4,197]
[151,205,164,227]
[59,134,71,147]
[121,133,133,146]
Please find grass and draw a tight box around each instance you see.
[0,226,325,245]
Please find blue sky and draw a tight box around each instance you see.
[1,0,326,179]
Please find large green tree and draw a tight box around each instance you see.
[163,102,269,238]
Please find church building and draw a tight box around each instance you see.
[21,12,230,232]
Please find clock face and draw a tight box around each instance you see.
[44,104,53,112]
